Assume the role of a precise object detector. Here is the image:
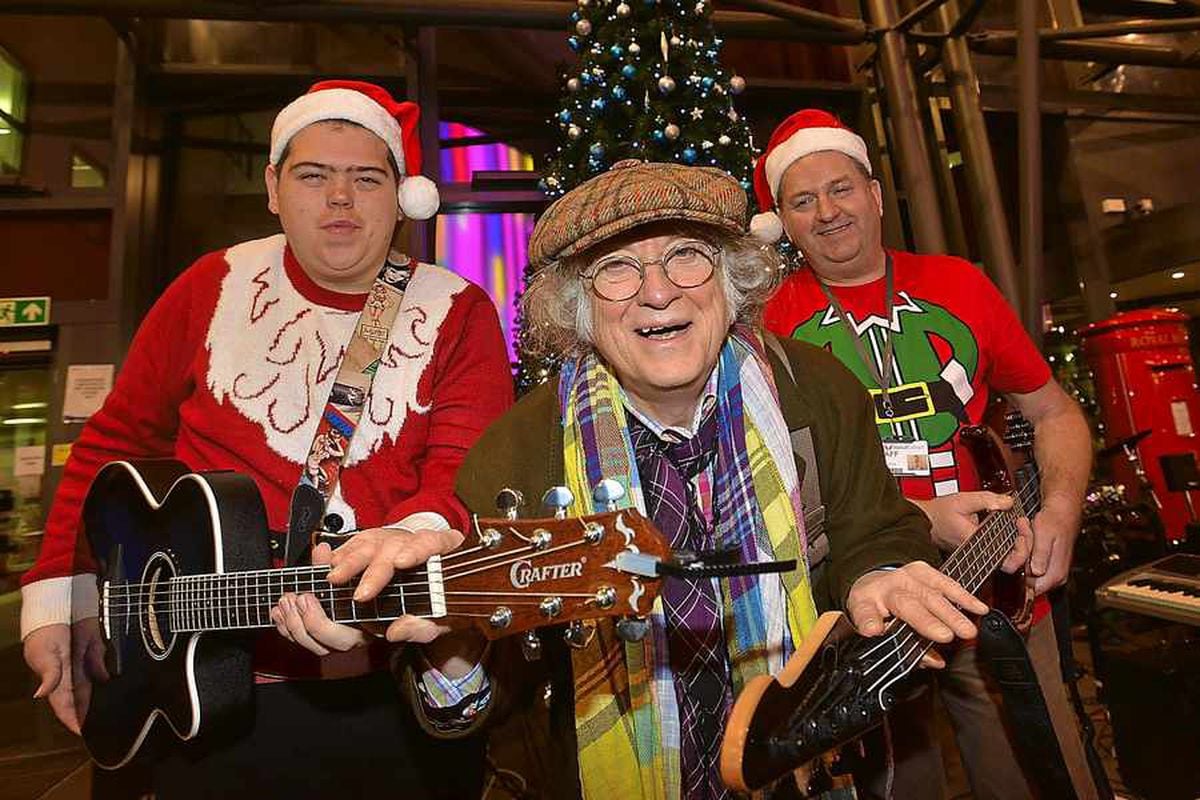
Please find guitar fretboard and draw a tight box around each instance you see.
[159,560,445,634]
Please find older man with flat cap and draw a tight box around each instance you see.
[455,160,1026,800]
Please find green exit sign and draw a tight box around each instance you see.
[0,296,51,327]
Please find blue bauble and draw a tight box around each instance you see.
[740,179,752,191]
[611,85,627,100]
[568,36,581,51]
[558,109,572,123]
[589,142,605,156]
[609,44,624,57]
[591,97,606,111]
[621,64,637,79]
[681,147,698,164]
[702,76,715,90]
[580,71,592,85]
[652,129,666,142]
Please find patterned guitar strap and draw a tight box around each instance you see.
[282,251,414,566]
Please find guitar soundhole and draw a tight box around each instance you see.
[139,552,178,661]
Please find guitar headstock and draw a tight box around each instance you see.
[444,486,670,642]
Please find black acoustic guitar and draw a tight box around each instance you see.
[80,459,669,769]
[720,425,1039,794]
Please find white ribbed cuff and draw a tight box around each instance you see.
[20,577,73,640]
[20,574,103,641]
[386,511,449,533]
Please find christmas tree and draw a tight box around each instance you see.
[515,0,755,393]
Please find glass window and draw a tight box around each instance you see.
[0,45,28,175]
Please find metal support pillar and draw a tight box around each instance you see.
[936,0,1022,308]
[864,0,949,253]
[109,40,138,341]
[405,27,439,264]
[1018,0,1044,345]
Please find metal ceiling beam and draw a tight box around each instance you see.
[970,33,1200,68]
[723,0,865,33]
[971,15,1200,42]
[0,0,870,42]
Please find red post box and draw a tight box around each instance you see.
[1080,309,1200,543]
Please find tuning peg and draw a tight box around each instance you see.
[563,620,596,649]
[592,479,626,511]
[521,630,542,661]
[542,486,574,520]
[615,617,650,642]
[495,487,524,521]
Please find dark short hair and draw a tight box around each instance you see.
[275,119,400,181]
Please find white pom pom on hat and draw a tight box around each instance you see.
[398,174,440,221]
[270,79,440,220]
[749,211,784,243]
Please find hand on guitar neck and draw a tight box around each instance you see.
[270,527,483,676]
[911,491,1034,576]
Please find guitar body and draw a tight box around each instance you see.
[78,460,672,769]
[963,417,1037,626]
[81,460,269,769]
[720,611,863,795]
[722,425,1034,794]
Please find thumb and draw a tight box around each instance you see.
[31,652,63,699]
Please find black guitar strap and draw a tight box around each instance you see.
[975,610,1078,800]
[283,252,415,566]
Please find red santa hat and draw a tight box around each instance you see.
[270,80,440,220]
[749,109,872,242]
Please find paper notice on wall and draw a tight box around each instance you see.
[14,445,45,477]
[63,364,114,423]
[1171,400,1194,437]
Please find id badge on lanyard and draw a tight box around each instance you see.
[882,438,932,477]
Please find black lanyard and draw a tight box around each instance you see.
[817,255,898,418]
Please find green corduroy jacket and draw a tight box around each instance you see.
[452,334,936,799]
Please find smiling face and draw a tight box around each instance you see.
[776,150,886,286]
[584,226,732,427]
[265,120,399,293]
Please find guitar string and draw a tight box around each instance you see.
[99,534,624,628]
[857,475,1039,692]
[864,479,1037,684]
[104,472,1041,648]
[103,531,594,603]
[853,472,1038,680]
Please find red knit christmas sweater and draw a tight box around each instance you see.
[21,234,513,638]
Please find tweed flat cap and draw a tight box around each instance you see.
[529,160,748,267]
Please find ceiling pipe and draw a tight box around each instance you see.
[0,0,870,42]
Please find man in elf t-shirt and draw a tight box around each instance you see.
[755,110,1096,800]
[20,81,512,797]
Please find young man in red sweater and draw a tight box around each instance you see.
[754,110,1097,799]
[20,81,512,797]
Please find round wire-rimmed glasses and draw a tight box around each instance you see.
[579,239,720,302]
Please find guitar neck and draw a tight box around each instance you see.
[880,473,1039,666]
[163,562,443,634]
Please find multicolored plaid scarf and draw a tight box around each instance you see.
[558,326,820,800]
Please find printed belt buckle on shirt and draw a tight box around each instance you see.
[870,381,936,425]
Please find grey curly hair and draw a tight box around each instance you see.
[520,222,783,361]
